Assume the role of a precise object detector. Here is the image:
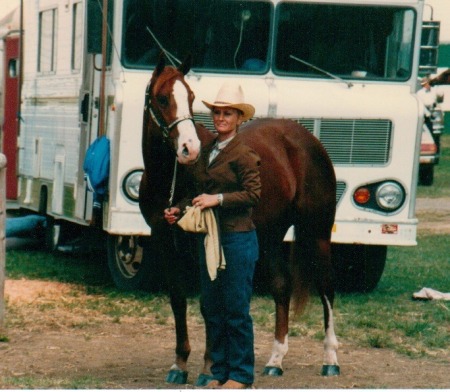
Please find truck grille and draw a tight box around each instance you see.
[194,114,392,166]
[194,113,348,205]
[296,118,392,165]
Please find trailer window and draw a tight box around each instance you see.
[71,2,83,72]
[274,4,416,81]
[38,8,57,73]
[122,0,271,73]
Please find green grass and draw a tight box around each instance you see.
[417,133,450,198]
[2,375,105,389]
[5,233,449,360]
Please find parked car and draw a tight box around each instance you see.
[419,100,444,186]
[419,122,438,186]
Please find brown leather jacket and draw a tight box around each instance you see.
[179,134,261,232]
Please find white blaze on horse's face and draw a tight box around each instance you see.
[173,80,201,165]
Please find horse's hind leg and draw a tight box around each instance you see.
[262,239,292,376]
[315,238,340,376]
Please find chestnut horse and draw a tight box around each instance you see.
[139,56,339,386]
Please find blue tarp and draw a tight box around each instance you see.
[6,215,46,238]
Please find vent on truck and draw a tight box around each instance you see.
[194,114,392,166]
[296,118,392,165]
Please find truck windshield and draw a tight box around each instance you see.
[122,1,416,81]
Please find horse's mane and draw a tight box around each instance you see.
[152,66,182,96]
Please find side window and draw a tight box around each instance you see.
[72,2,83,71]
[8,59,19,78]
[38,8,57,73]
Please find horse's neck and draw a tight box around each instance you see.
[196,122,216,145]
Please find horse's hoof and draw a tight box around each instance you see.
[196,373,215,387]
[165,369,188,384]
[321,365,340,376]
[263,366,283,376]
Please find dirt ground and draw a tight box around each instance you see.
[1,198,449,389]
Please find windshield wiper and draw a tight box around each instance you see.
[290,55,353,88]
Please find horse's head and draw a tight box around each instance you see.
[144,55,201,165]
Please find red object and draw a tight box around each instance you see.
[2,34,20,199]
[354,187,371,204]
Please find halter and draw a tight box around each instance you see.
[145,92,195,140]
[144,90,196,208]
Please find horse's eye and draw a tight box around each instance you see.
[157,95,169,108]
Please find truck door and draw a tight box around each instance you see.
[75,0,112,221]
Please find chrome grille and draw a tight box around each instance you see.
[296,118,392,165]
[193,115,391,166]
[194,113,215,131]
[336,181,346,206]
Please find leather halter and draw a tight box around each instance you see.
[144,89,197,208]
[145,91,195,140]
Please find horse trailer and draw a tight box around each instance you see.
[1,0,438,292]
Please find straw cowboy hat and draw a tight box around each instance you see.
[202,82,255,122]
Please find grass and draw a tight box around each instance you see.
[2,376,105,389]
[2,132,449,389]
[4,232,449,360]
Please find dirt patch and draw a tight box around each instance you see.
[416,197,450,234]
[1,198,448,389]
[1,279,449,389]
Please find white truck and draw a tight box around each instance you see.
[3,0,438,292]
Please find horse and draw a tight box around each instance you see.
[139,55,339,386]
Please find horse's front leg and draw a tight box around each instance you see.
[162,229,193,385]
[194,323,214,387]
[165,291,191,384]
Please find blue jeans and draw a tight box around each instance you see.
[198,230,259,384]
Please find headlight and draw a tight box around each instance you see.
[353,180,405,213]
[375,182,404,211]
[122,170,143,203]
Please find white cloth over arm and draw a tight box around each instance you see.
[177,206,226,281]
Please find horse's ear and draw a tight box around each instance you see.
[178,54,192,76]
[155,52,166,76]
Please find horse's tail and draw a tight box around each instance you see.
[289,224,314,315]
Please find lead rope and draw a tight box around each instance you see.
[168,156,178,208]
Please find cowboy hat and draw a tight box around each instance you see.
[202,82,255,122]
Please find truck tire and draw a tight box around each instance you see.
[44,216,61,251]
[107,235,164,292]
[332,244,387,293]
[418,164,434,186]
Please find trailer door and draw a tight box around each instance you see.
[2,35,20,200]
